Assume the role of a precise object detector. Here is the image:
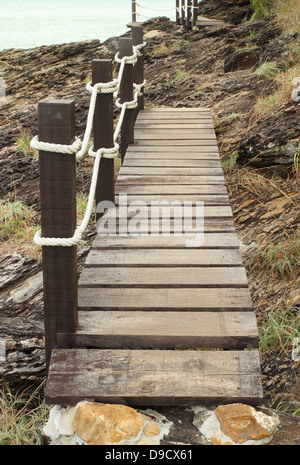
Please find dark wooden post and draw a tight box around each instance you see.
[132,0,137,22]
[187,0,192,30]
[38,99,78,372]
[192,0,197,28]
[119,37,135,163]
[92,59,115,220]
[176,0,180,25]
[181,0,185,26]
[132,25,144,118]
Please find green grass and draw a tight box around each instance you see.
[0,200,39,242]
[15,130,37,157]
[259,307,300,355]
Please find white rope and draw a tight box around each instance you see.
[32,42,146,247]
[30,136,82,154]
[136,3,174,12]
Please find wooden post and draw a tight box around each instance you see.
[181,0,185,27]
[176,0,180,25]
[92,59,115,220]
[132,25,144,118]
[38,99,78,372]
[132,0,137,23]
[192,0,197,28]
[187,0,192,30]
[119,37,135,163]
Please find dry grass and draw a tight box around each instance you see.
[0,381,50,445]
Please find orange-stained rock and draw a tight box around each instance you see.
[215,404,278,444]
[72,402,144,445]
[143,422,161,437]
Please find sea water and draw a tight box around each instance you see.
[0,0,176,51]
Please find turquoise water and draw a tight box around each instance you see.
[0,0,176,51]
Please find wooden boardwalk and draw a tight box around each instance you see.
[45,108,263,406]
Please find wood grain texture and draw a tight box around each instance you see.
[57,311,259,349]
[78,287,252,311]
[45,349,263,405]
[85,248,244,267]
[78,266,248,288]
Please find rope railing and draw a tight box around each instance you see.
[131,1,197,30]
[31,34,146,249]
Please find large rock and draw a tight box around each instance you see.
[72,402,145,445]
[224,47,261,72]
[199,404,280,445]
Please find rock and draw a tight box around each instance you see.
[199,404,280,445]
[72,402,145,445]
[42,402,173,445]
[143,422,161,437]
[224,47,261,72]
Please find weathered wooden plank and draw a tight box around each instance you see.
[96,217,235,233]
[125,151,220,160]
[92,232,237,249]
[57,311,259,349]
[134,129,216,138]
[114,195,229,206]
[118,167,223,176]
[116,176,225,185]
[134,140,218,146]
[123,158,222,167]
[85,249,244,267]
[115,185,228,198]
[140,108,211,112]
[127,145,219,153]
[78,266,248,288]
[115,184,227,195]
[78,287,252,311]
[134,123,214,129]
[45,349,263,405]
[101,205,233,219]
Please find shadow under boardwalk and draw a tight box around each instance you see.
[45,108,264,406]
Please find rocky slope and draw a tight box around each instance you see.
[0,0,299,426]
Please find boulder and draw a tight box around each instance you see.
[72,402,145,445]
[199,403,280,445]
[224,48,261,73]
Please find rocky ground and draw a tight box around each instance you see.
[0,0,299,443]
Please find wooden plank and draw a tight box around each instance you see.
[78,287,252,311]
[57,311,259,349]
[78,266,248,288]
[118,167,223,176]
[92,232,238,249]
[114,184,227,194]
[134,140,217,146]
[134,123,214,129]
[96,217,235,233]
[45,349,263,405]
[134,129,216,138]
[139,108,211,113]
[101,205,233,219]
[127,145,218,153]
[123,158,222,167]
[125,150,220,159]
[116,176,225,185]
[135,118,214,124]
[85,249,244,267]
[114,195,230,206]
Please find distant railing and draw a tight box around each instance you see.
[176,0,198,30]
[31,26,145,371]
[130,1,198,30]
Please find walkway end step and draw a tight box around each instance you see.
[45,349,264,406]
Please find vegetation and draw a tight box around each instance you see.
[253,230,300,278]
[0,201,39,244]
[15,130,37,157]
[0,381,50,445]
